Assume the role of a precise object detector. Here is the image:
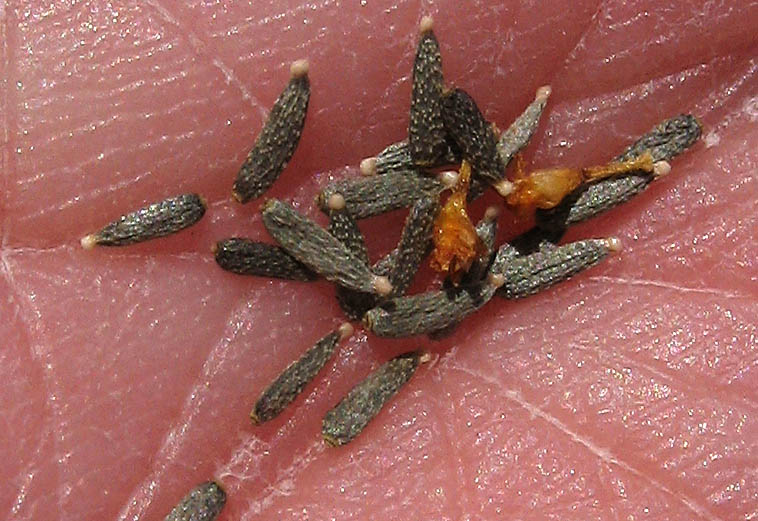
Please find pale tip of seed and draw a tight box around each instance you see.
[535,85,552,102]
[323,433,341,447]
[80,234,97,250]
[488,273,505,288]
[231,189,244,204]
[338,322,354,341]
[605,237,623,253]
[419,352,433,364]
[211,241,219,255]
[484,205,500,222]
[290,59,309,78]
[372,275,393,296]
[359,157,377,176]
[327,193,346,211]
[197,193,209,209]
[653,160,671,178]
[419,15,434,33]
[438,170,459,189]
[250,410,262,425]
[493,179,514,197]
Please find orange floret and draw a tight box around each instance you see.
[506,151,655,213]
[430,160,486,284]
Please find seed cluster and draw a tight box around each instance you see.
[78,16,701,519]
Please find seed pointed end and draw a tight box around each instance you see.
[80,234,98,250]
[653,160,671,178]
[438,170,459,189]
[360,157,378,176]
[419,15,434,33]
[535,85,552,102]
[338,322,354,341]
[327,193,346,211]
[487,273,505,288]
[483,205,500,222]
[605,236,623,253]
[372,275,393,297]
[290,59,309,78]
[493,179,514,197]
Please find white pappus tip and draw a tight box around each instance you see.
[80,234,97,250]
[338,322,354,341]
[419,15,434,33]
[605,237,623,253]
[290,59,309,78]
[327,193,346,211]
[493,179,514,197]
[359,157,378,176]
[535,85,552,102]
[653,161,671,178]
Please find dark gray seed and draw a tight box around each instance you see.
[262,199,392,296]
[497,86,551,170]
[388,196,439,296]
[409,18,449,166]
[252,324,352,424]
[362,139,459,176]
[322,351,426,446]
[232,61,310,203]
[81,193,206,249]
[326,194,376,319]
[492,238,618,299]
[364,276,503,338]
[163,481,226,521]
[327,196,369,265]
[535,114,701,231]
[615,113,702,163]
[213,238,316,281]
[441,88,502,184]
[317,170,447,220]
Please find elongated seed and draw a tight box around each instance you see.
[327,194,369,264]
[535,114,701,231]
[615,113,702,163]
[409,16,449,166]
[496,85,551,172]
[213,238,316,281]
[317,170,453,219]
[322,351,429,446]
[388,196,439,296]
[262,199,392,296]
[364,273,504,338]
[252,323,353,424]
[232,60,310,203]
[163,481,226,521]
[81,193,206,249]
[441,88,502,185]
[492,238,620,299]
[360,139,459,176]
[326,194,376,319]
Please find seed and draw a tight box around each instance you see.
[615,113,702,163]
[213,238,316,281]
[252,323,354,424]
[535,114,701,231]
[496,85,551,173]
[360,139,459,176]
[163,481,226,521]
[326,193,376,319]
[408,16,449,166]
[262,199,392,296]
[80,193,206,249]
[317,170,456,220]
[388,195,439,296]
[363,273,504,338]
[441,88,502,185]
[322,350,430,446]
[327,193,369,265]
[232,60,310,203]
[492,237,620,299]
